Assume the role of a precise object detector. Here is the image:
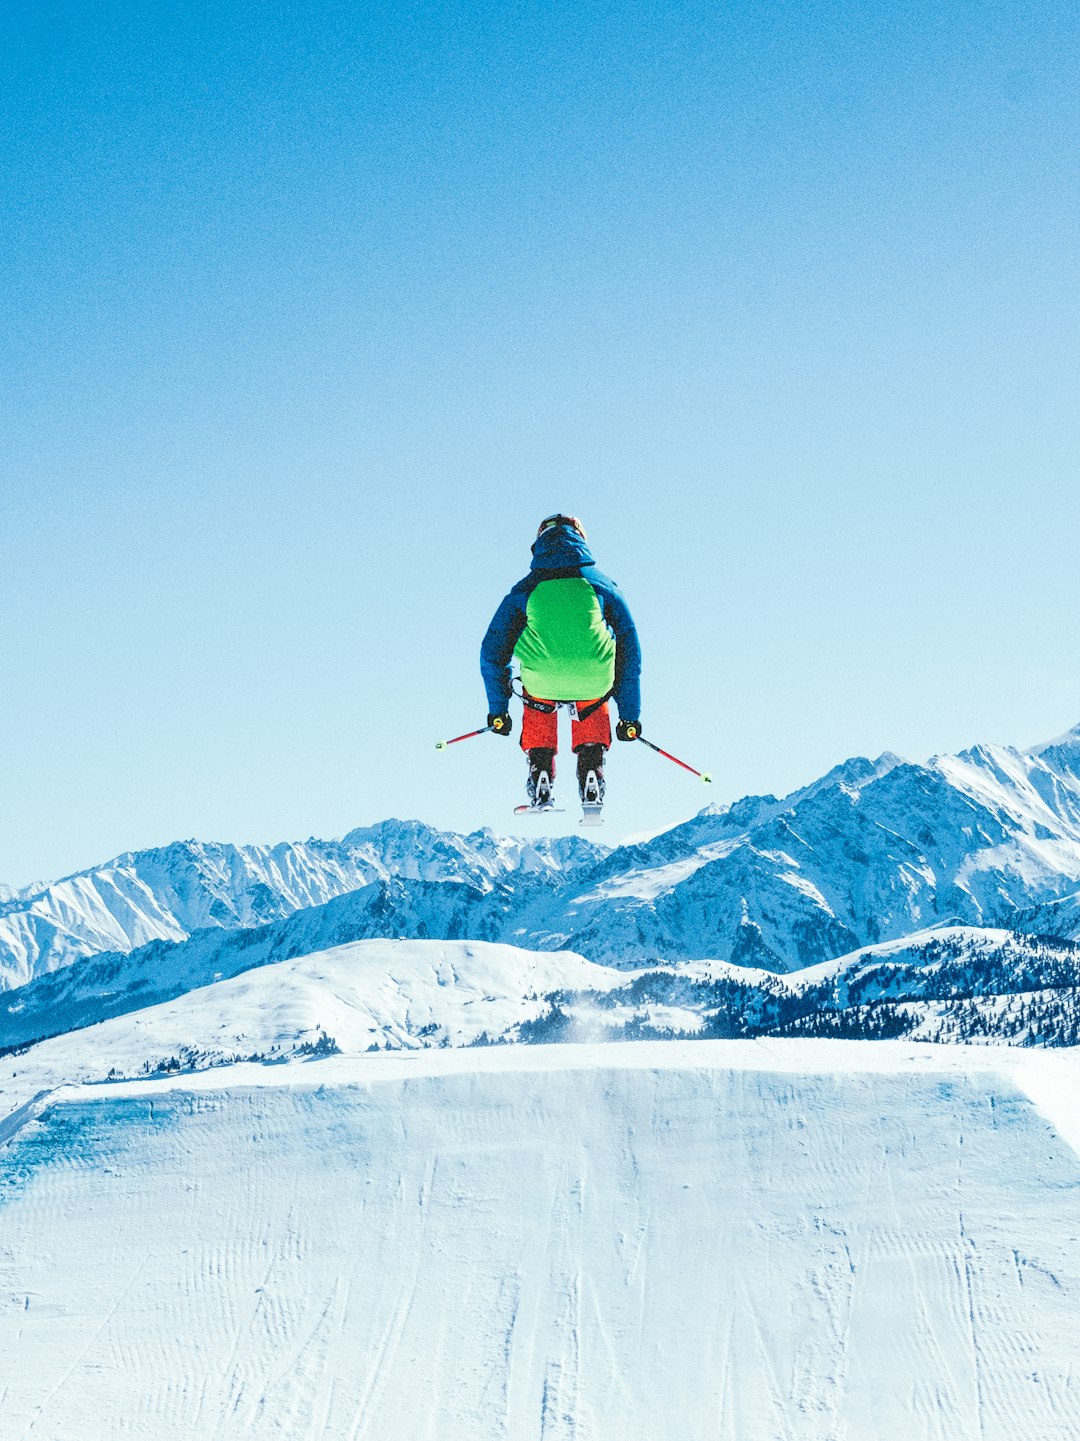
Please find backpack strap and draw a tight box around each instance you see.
[514,678,612,720]
[574,690,614,722]
[515,682,558,714]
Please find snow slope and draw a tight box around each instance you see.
[550,927,1080,1049]
[1014,889,1080,942]
[0,940,635,1123]
[8,909,1080,1086]
[3,1041,1080,1439]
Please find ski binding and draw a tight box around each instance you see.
[515,769,563,815]
[578,767,605,825]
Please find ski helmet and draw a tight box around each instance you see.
[536,513,587,542]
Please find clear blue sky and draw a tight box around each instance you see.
[3,0,1079,885]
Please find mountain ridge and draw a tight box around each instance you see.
[0,824,605,989]
[6,720,1080,1012]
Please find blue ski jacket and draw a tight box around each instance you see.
[480,527,642,720]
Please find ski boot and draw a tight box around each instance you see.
[576,744,606,826]
[514,749,563,815]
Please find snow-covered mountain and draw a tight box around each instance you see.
[0,881,43,904]
[5,928,1080,1133]
[1028,719,1080,777]
[8,918,1080,1106]
[537,728,1080,968]
[1014,890,1080,941]
[537,926,1080,1049]
[6,720,1080,1055]
[0,876,525,1050]
[0,823,604,989]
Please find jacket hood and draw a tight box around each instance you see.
[530,525,596,571]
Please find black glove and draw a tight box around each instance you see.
[487,712,513,737]
[616,719,642,742]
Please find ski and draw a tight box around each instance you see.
[579,803,604,827]
[513,802,566,816]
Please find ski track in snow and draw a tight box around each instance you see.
[2,1042,1080,1439]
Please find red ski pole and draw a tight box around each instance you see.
[635,735,713,783]
[435,725,493,751]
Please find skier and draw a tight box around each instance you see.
[480,513,642,818]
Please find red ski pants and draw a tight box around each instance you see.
[520,695,612,754]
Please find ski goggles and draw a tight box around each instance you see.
[536,513,587,542]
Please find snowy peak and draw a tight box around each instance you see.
[1028,719,1080,757]
[781,750,905,807]
[0,822,606,989]
[937,735,1080,837]
[1028,721,1080,788]
[545,724,1080,971]
[0,881,48,909]
[339,818,602,882]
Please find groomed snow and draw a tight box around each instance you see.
[3,1040,1080,1439]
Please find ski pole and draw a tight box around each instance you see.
[435,725,493,751]
[634,735,713,784]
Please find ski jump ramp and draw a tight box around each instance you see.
[2,1040,1080,1439]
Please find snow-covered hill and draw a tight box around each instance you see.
[1013,889,1080,942]
[3,1041,1080,1439]
[8,923,1080,1153]
[0,940,633,1122]
[761,927,1080,1046]
[525,926,1080,1049]
[0,877,527,1051]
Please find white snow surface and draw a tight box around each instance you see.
[3,1039,1080,1439]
